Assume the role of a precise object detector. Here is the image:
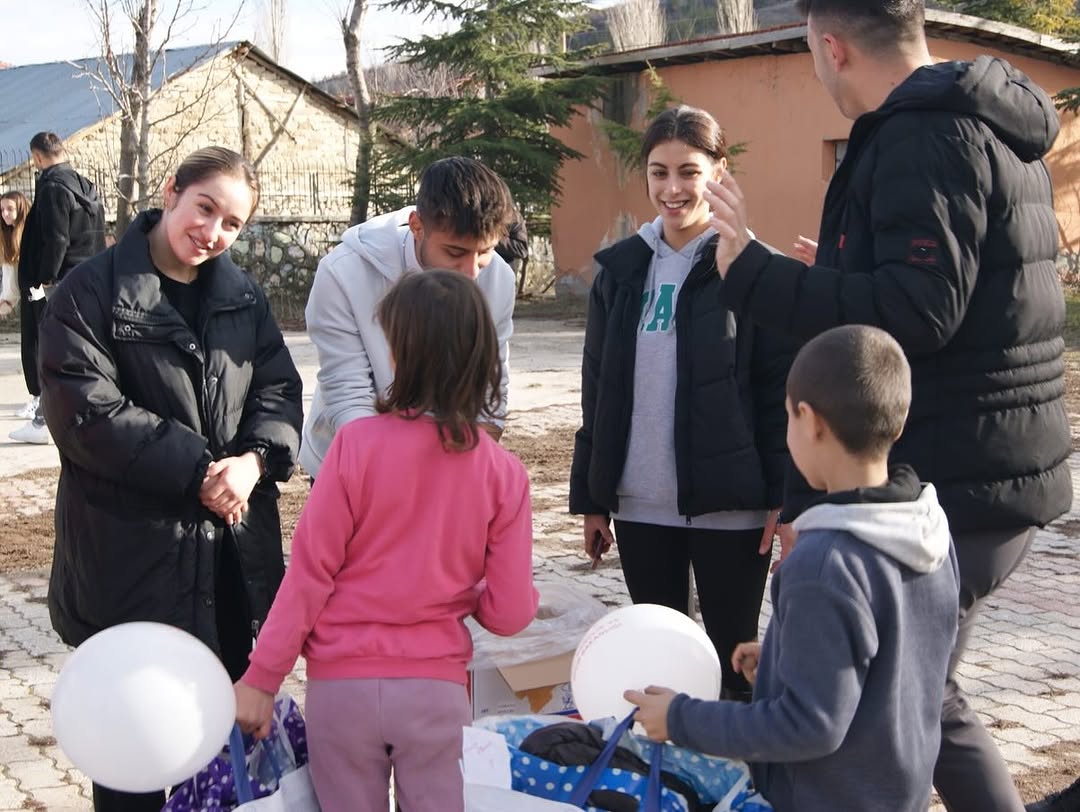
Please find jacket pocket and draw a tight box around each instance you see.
[58,496,188,632]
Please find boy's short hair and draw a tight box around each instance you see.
[29,131,65,157]
[787,325,911,458]
[415,157,515,244]
[796,0,925,54]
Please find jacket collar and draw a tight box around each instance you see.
[594,232,719,286]
[112,209,254,320]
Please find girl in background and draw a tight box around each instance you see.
[570,105,795,701]
[1,192,31,413]
[235,269,539,812]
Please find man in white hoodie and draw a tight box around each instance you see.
[301,157,517,478]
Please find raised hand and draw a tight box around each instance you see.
[792,235,818,265]
[703,170,751,279]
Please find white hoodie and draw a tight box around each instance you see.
[0,263,16,317]
[300,207,516,478]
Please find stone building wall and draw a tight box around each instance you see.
[57,48,359,221]
[230,216,348,326]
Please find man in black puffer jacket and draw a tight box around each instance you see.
[12,131,106,445]
[703,2,1070,811]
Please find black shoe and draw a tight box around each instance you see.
[1027,776,1080,812]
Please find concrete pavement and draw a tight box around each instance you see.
[0,324,1077,809]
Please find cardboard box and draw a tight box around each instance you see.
[468,651,577,719]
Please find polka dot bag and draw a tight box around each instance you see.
[474,711,772,812]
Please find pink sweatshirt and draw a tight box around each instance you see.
[242,413,539,694]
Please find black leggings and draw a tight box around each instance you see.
[613,520,771,696]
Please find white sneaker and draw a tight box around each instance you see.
[14,397,39,420]
[8,421,51,445]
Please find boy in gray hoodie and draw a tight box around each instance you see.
[627,324,959,812]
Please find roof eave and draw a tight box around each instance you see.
[546,7,1080,78]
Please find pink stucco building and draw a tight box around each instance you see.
[551,9,1080,282]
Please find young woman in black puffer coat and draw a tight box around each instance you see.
[38,146,304,812]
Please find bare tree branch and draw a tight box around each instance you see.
[257,0,288,61]
[607,0,667,51]
[716,0,756,35]
[78,0,244,234]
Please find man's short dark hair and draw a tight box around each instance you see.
[797,0,925,53]
[787,325,912,459]
[29,132,65,157]
[415,157,515,244]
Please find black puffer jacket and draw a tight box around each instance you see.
[18,162,106,290]
[723,56,1072,532]
[569,234,794,518]
[39,211,304,654]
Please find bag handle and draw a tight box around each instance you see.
[229,724,286,805]
[566,710,665,809]
[643,739,663,812]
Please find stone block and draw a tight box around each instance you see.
[6,758,66,790]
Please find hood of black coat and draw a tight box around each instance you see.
[878,55,1059,162]
[38,162,102,215]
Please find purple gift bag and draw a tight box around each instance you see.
[162,695,309,812]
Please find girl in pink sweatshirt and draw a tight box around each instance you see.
[234,269,539,812]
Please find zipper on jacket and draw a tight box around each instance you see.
[195,295,255,456]
[251,618,261,640]
[685,515,692,526]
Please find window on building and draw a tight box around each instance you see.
[834,139,848,170]
[822,139,848,179]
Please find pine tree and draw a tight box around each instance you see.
[375,0,601,232]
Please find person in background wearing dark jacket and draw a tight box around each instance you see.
[569,106,794,702]
[37,147,304,812]
[703,2,1071,810]
[496,216,529,292]
[629,325,960,812]
[11,131,106,445]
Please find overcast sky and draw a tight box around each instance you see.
[5,0,452,81]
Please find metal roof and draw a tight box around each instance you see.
[548,8,1080,77]
[0,42,236,168]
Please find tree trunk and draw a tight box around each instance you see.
[134,0,155,213]
[115,105,138,236]
[344,1,375,226]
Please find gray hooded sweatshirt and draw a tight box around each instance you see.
[667,467,959,812]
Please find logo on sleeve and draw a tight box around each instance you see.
[908,238,939,265]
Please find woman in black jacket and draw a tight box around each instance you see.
[38,147,304,812]
[569,107,793,701]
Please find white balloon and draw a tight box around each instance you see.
[571,604,722,724]
[51,622,236,793]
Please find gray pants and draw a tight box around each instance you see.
[933,525,1037,812]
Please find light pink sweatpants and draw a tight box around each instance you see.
[304,677,470,812]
